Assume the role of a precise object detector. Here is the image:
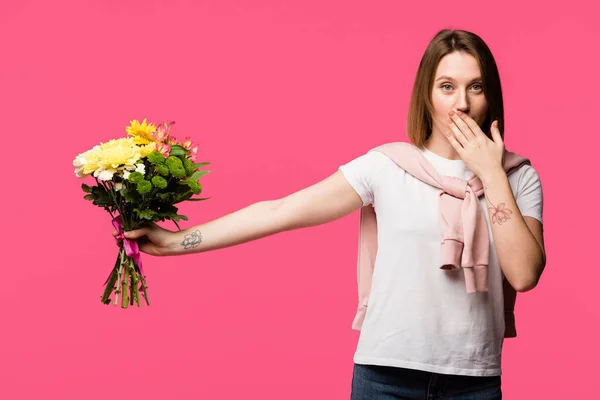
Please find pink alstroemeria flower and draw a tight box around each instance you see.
[189,146,198,161]
[182,136,193,150]
[153,126,169,142]
[152,121,175,143]
[489,203,512,225]
[167,135,178,146]
[156,143,171,158]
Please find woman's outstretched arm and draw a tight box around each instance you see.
[115,170,364,256]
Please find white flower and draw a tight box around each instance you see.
[73,155,87,168]
[123,170,131,179]
[74,167,85,178]
[114,183,124,191]
[96,169,115,181]
[73,154,89,178]
[135,163,146,175]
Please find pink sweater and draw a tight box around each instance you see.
[351,142,531,338]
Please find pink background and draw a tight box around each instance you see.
[1,0,598,398]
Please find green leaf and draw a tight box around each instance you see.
[150,210,189,223]
[188,170,211,180]
[158,203,178,213]
[192,162,211,169]
[187,196,212,201]
[156,192,174,202]
[81,183,93,193]
[83,194,95,201]
[93,197,115,207]
[171,192,192,204]
[153,188,201,204]
[134,209,158,220]
[121,189,138,203]
[172,220,182,231]
[169,214,188,222]
[177,170,210,185]
[90,185,115,207]
[169,145,187,156]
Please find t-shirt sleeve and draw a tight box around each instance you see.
[513,164,544,223]
[338,150,389,207]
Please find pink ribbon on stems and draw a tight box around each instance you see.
[104,215,145,287]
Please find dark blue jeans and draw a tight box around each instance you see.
[350,363,502,400]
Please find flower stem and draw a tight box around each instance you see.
[131,264,141,307]
[100,251,121,304]
[129,256,149,306]
[121,257,130,308]
[129,269,134,306]
[106,182,129,231]
[139,273,150,306]
[114,247,125,306]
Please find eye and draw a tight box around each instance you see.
[441,84,453,91]
[471,83,483,91]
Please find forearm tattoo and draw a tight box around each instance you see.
[484,189,513,225]
[180,230,203,249]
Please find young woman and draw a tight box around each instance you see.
[115,29,546,399]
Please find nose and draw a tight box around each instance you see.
[454,89,470,113]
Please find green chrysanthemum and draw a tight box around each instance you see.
[151,176,168,189]
[188,180,202,195]
[183,158,194,175]
[166,156,186,179]
[136,179,153,195]
[147,151,166,165]
[128,171,144,184]
[156,164,169,176]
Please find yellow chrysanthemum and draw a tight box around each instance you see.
[139,142,157,158]
[82,148,102,175]
[73,145,102,177]
[126,118,156,145]
[73,137,157,179]
[97,137,143,169]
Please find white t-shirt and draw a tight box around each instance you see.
[338,146,543,377]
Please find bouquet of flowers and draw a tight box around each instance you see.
[73,119,210,308]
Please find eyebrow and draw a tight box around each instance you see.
[435,75,482,83]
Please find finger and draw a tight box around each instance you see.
[490,120,503,143]
[447,117,468,147]
[124,227,151,239]
[112,230,118,237]
[444,130,465,154]
[455,110,485,139]
[449,111,476,141]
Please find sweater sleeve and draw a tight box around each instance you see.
[511,164,544,223]
[338,151,390,207]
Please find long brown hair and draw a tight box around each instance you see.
[407,29,504,148]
